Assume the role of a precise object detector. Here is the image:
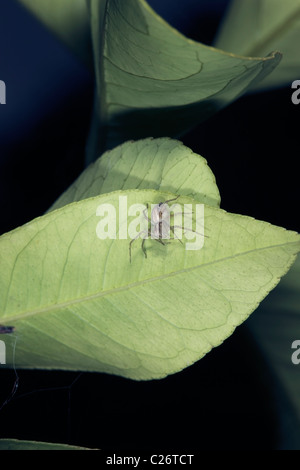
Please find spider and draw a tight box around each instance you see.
[129,196,199,263]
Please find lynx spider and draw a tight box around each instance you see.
[129,196,200,263]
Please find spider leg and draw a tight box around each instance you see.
[141,237,147,258]
[143,203,151,223]
[173,225,208,238]
[154,238,170,246]
[170,225,183,244]
[162,195,180,205]
[171,211,187,217]
[129,230,148,263]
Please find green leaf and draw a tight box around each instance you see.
[16,0,93,68]
[49,138,220,212]
[17,0,281,157]
[86,0,281,160]
[0,439,93,450]
[214,0,300,91]
[1,189,299,380]
[247,254,300,426]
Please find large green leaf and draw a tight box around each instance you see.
[0,439,92,450]
[86,0,281,160]
[17,0,281,158]
[49,138,220,212]
[1,189,299,380]
[214,0,300,91]
[16,0,93,68]
[247,254,300,425]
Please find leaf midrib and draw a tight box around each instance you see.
[4,239,299,323]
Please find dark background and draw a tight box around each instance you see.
[0,0,299,450]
